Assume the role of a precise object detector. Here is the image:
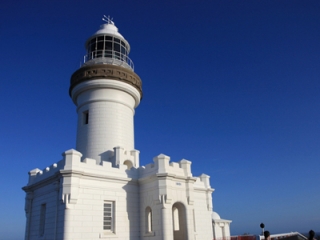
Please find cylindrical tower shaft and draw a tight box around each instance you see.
[69,20,142,164]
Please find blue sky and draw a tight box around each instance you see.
[1,0,320,239]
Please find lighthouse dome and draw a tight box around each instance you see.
[83,18,133,70]
[212,211,221,220]
[94,23,126,41]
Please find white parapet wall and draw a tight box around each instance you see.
[27,147,140,187]
[28,151,211,191]
[139,154,193,179]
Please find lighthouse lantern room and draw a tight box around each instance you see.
[84,16,133,70]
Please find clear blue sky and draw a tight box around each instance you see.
[1,1,319,239]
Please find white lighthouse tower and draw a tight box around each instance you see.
[23,17,231,240]
[70,16,142,166]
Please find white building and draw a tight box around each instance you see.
[23,17,231,240]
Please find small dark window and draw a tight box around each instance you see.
[105,36,112,41]
[114,38,120,43]
[39,204,46,236]
[83,111,89,125]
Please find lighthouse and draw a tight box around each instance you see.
[70,17,142,165]
[23,17,231,240]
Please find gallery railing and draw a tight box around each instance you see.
[83,50,134,70]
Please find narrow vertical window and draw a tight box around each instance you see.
[103,201,114,232]
[39,204,46,236]
[145,207,153,233]
[83,111,89,125]
[193,209,196,232]
[173,207,179,231]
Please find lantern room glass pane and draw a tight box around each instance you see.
[97,41,104,50]
[105,42,112,50]
[121,46,126,60]
[121,46,125,54]
[114,43,120,52]
[90,42,96,52]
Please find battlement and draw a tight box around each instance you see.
[139,154,193,179]
[27,150,212,191]
[27,147,140,186]
[194,173,213,190]
[28,160,65,185]
[111,146,140,169]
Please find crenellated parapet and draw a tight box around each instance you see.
[111,146,140,169]
[26,147,140,186]
[61,148,139,180]
[138,153,214,210]
[138,153,213,207]
[195,173,213,189]
[26,150,212,193]
[27,161,64,186]
[139,154,193,179]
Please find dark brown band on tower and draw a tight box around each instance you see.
[70,64,142,98]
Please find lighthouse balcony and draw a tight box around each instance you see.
[83,50,134,70]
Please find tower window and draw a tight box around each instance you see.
[39,204,46,236]
[83,111,89,125]
[103,201,115,232]
[173,207,179,231]
[145,207,153,233]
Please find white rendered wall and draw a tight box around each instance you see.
[27,179,139,240]
[139,179,214,240]
[25,149,141,240]
[24,151,222,240]
[63,176,140,240]
[139,155,214,240]
[59,151,140,240]
[72,79,140,164]
[24,182,64,240]
[193,189,214,240]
